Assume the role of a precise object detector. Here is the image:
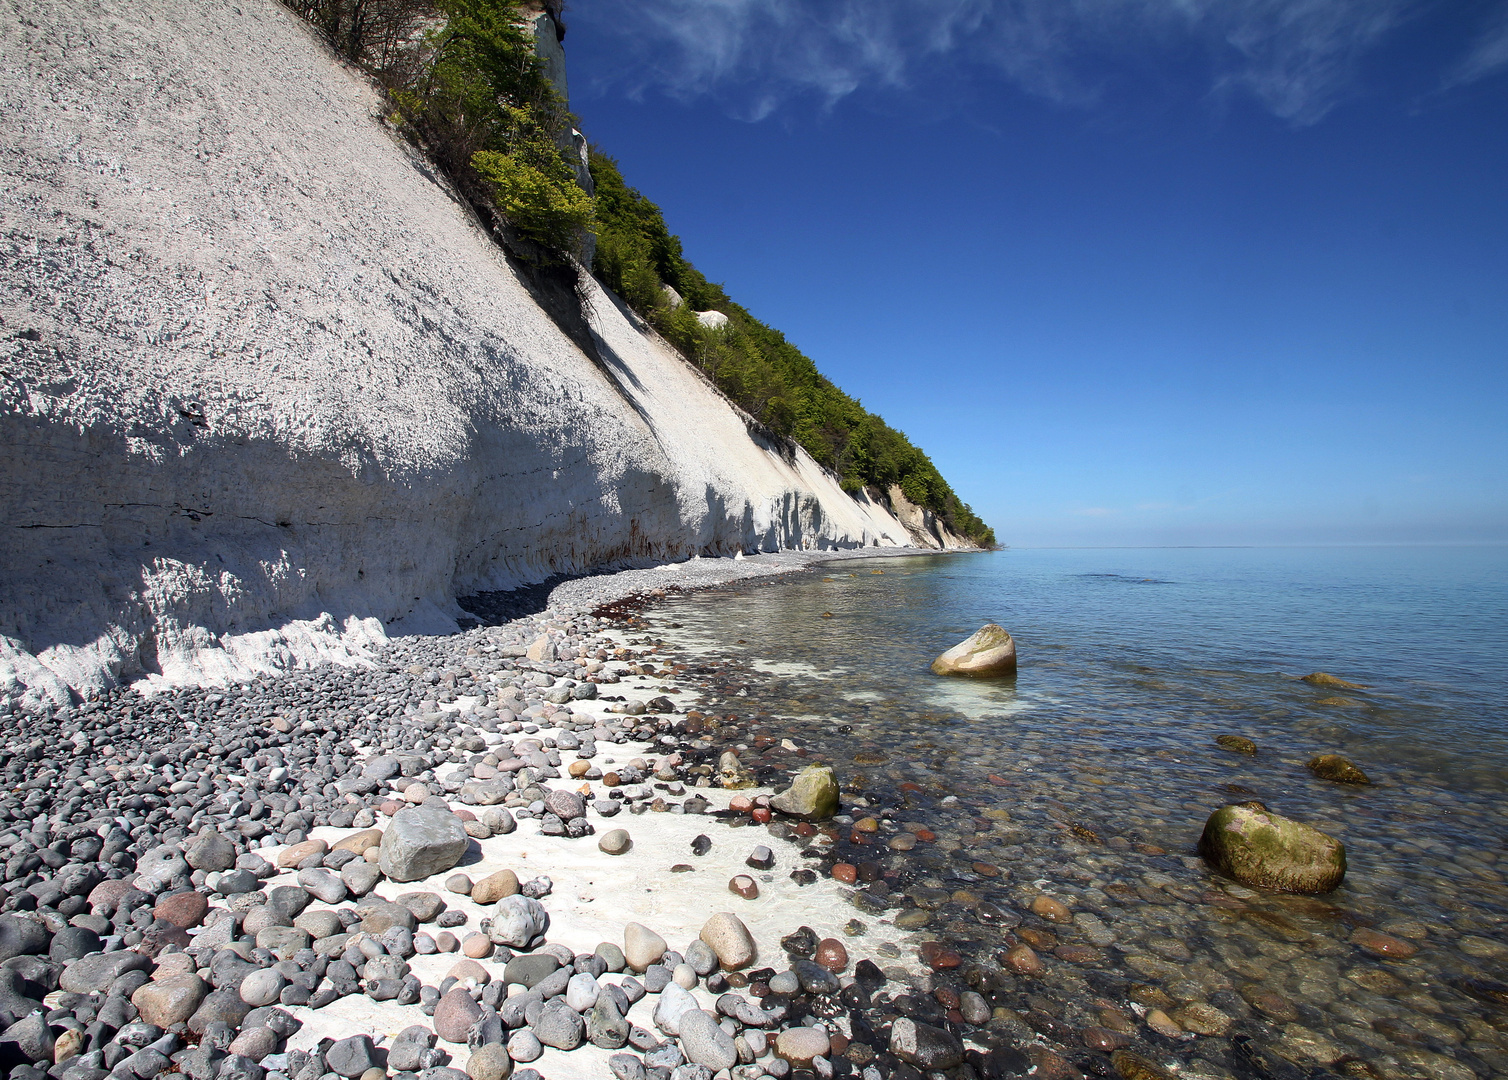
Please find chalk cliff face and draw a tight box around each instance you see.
[0,0,967,712]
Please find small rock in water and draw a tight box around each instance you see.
[769,764,839,820]
[745,845,774,869]
[1216,735,1258,755]
[1301,672,1368,689]
[728,875,759,899]
[690,834,712,856]
[1307,753,1371,784]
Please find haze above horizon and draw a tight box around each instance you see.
[566,0,1507,548]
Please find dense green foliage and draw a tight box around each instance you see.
[282,0,994,545]
[285,0,592,255]
[590,152,995,546]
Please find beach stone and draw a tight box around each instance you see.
[685,938,718,976]
[342,858,381,896]
[0,915,50,962]
[814,938,848,973]
[610,1053,646,1080]
[154,890,210,929]
[1003,944,1044,976]
[699,912,756,970]
[360,899,418,934]
[890,1017,963,1070]
[463,933,494,959]
[398,891,446,922]
[1352,928,1418,958]
[589,991,631,1048]
[278,839,328,868]
[436,987,485,1043]
[567,972,600,1011]
[388,1026,437,1072]
[297,868,347,904]
[677,1008,737,1071]
[447,874,474,896]
[472,870,521,904]
[381,804,471,882]
[769,765,839,820]
[930,623,1017,677]
[505,953,559,988]
[507,1029,542,1062]
[654,981,699,1035]
[239,968,286,1007]
[294,909,342,940]
[489,895,549,948]
[728,875,758,899]
[1198,802,1347,894]
[228,1025,278,1061]
[745,846,774,870]
[544,790,585,822]
[132,972,209,1027]
[1032,894,1072,922]
[326,1034,378,1078]
[49,925,101,962]
[596,942,627,972]
[1307,754,1370,784]
[188,987,253,1033]
[599,829,632,855]
[776,1026,830,1066]
[624,922,668,971]
[1302,672,1366,688]
[466,1043,513,1080]
[59,948,150,993]
[1216,735,1258,755]
[533,997,585,1049]
[448,958,490,985]
[186,831,238,872]
[334,829,384,854]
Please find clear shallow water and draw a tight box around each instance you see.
[647,547,1508,1080]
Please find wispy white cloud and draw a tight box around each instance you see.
[575,0,1422,125]
[1443,2,1508,89]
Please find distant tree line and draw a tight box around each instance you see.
[281,0,995,547]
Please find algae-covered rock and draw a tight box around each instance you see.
[930,624,1017,677]
[1301,672,1368,689]
[1198,801,1346,894]
[1307,754,1370,785]
[769,765,839,820]
[1215,735,1257,755]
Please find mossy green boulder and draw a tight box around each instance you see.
[1215,735,1257,755]
[1198,801,1346,894]
[931,624,1017,677]
[770,765,839,820]
[1307,754,1370,785]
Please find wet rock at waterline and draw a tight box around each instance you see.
[930,622,1017,677]
[1215,734,1258,755]
[769,764,839,820]
[1198,801,1347,894]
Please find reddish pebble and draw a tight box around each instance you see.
[751,807,772,824]
[729,795,753,812]
[153,891,209,930]
[947,1008,965,1024]
[899,782,923,793]
[380,801,402,816]
[602,772,620,787]
[814,938,848,973]
[988,774,1010,786]
[914,828,936,843]
[1055,945,1103,964]
[829,1034,849,1056]
[729,875,760,899]
[1031,894,1073,923]
[972,862,1001,878]
[849,831,869,845]
[794,822,816,837]
[454,808,477,821]
[933,987,960,1009]
[1028,1046,1082,1080]
[1003,944,1045,976]
[918,941,963,970]
[1352,928,1419,958]
[831,863,858,885]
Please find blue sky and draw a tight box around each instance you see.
[563,0,1508,546]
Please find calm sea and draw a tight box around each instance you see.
[645,546,1508,1075]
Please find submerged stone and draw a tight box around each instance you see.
[930,623,1017,677]
[1198,801,1346,894]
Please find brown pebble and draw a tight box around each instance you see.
[972,861,1001,878]
[1145,1009,1182,1037]
[1054,945,1102,964]
[1002,944,1044,976]
[887,834,916,851]
[1018,927,1059,950]
[153,891,209,930]
[602,772,620,787]
[831,863,858,885]
[333,828,383,854]
[1351,928,1418,958]
[728,795,752,812]
[435,932,460,953]
[1111,1050,1177,1080]
[918,941,962,970]
[568,760,591,778]
[852,817,879,832]
[933,987,960,1009]
[1031,894,1073,922]
[814,938,848,973]
[1083,1026,1133,1051]
[462,934,493,959]
[729,875,759,899]
[447,957,490,983]
[1242,988,1298,1021]
[1029,1045,1083,1080]
[277,839,328,868]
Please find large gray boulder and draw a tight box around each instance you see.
[1198,801,1347,894]
[380,804,470,883]
[930,624,1016,677]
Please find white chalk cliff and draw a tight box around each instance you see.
[0,0,973,712]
